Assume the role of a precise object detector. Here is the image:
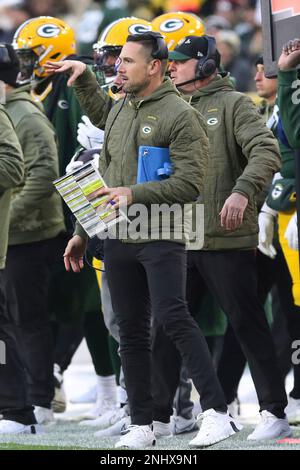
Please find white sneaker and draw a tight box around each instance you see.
[153,421,172,438]
[285,397,300,424]
[228,398,240,419]
[247,410,292,440]
[94,416,131,437]
[70,385,97,404]
[79,405,128,427]
[115,424,156,449]
[52,363,67,413]
[79,398,117,421]
[34,406,55,425]
[171,414,198,434]
[189,409,242,447]
[0,420,39,434]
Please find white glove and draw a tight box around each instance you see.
[77,115,105,150]
[284,212,298,250]
[65,154,84,174]
[257,209,277,259]
[65,150,100,174]
[91,151,100,167]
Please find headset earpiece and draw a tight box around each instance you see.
[150,33,169,60]
[196,36,217,80]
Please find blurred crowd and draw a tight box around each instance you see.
[0,0,262,92]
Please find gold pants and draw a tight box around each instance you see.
[92,258,103,289]
[278,211,300,306]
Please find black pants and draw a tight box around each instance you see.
[4,238,61,408]
[152,250,287,419]
[0,270,36,424]
[104,240,226,425]
[218,249,300,403]
[50,233,114,377]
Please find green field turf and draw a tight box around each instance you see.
[0,421,299,450]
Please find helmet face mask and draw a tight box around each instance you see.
[93,45,122,77]
[92,17,154,77]
[15,48,38,84]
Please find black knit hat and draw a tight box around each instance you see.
[0,43,20,87]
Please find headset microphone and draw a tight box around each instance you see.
[175,77,199,87]
[110,84,122,94]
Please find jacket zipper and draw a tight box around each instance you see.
[121,101,142,185]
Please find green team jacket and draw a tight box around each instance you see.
[42,76,84,176]
[0,105,24,268]
[188,73,281,250]
[4,88,65,245]
[278,70,300,150]
[38,65,105,175]
[34,65,103,232]
[73,68,210,243]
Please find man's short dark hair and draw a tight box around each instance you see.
[126,32,168,76]
[126,32,168,61]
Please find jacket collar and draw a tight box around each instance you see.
[128,77,180,109]
[189,72,235,103]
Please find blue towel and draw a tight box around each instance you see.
[137,146,172,183]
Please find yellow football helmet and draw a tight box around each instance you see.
[93,17,154,76]
[12,16,76,83]
[152,12,205,51]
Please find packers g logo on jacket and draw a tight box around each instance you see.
[207,117,219,126]
[142,126,152,134]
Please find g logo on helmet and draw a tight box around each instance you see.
[37,24,61,38]
[128,24,152,35]
[159,19,184,33]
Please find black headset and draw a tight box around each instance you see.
[195,36,218,80]
[127,31,169,61]
[149,32,169,60]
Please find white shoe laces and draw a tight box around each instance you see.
[256,411,275,429]
[122,424,151,439]
[198,412,219,435]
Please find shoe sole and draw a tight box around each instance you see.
[155,433,173,439]
[95,417,131,438]
[115,440,156,450]
[0,424,43,435]
[174,424,199,435]
[189,423,242,447]
[248,428,293,441]
[83,416,125,429]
